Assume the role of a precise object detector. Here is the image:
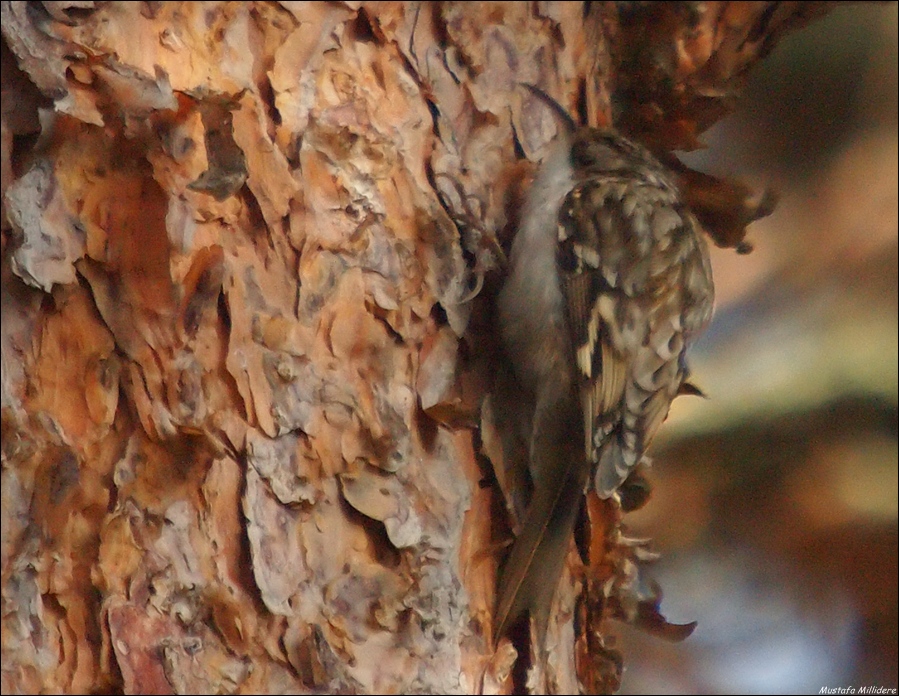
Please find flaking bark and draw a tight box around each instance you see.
[1,2,834,693]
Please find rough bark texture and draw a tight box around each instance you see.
[1,2,833,694]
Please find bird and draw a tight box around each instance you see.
[493,85,715,644]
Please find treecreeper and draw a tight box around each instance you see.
[494,86,715,645]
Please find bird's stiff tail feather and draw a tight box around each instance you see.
[494,402,590,644]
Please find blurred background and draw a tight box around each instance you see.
[618,4,898,694]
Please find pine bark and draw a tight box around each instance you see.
[1,2,832,693]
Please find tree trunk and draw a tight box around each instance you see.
[1,2,833,693]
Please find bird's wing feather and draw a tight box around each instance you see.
[558,176,710,494]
